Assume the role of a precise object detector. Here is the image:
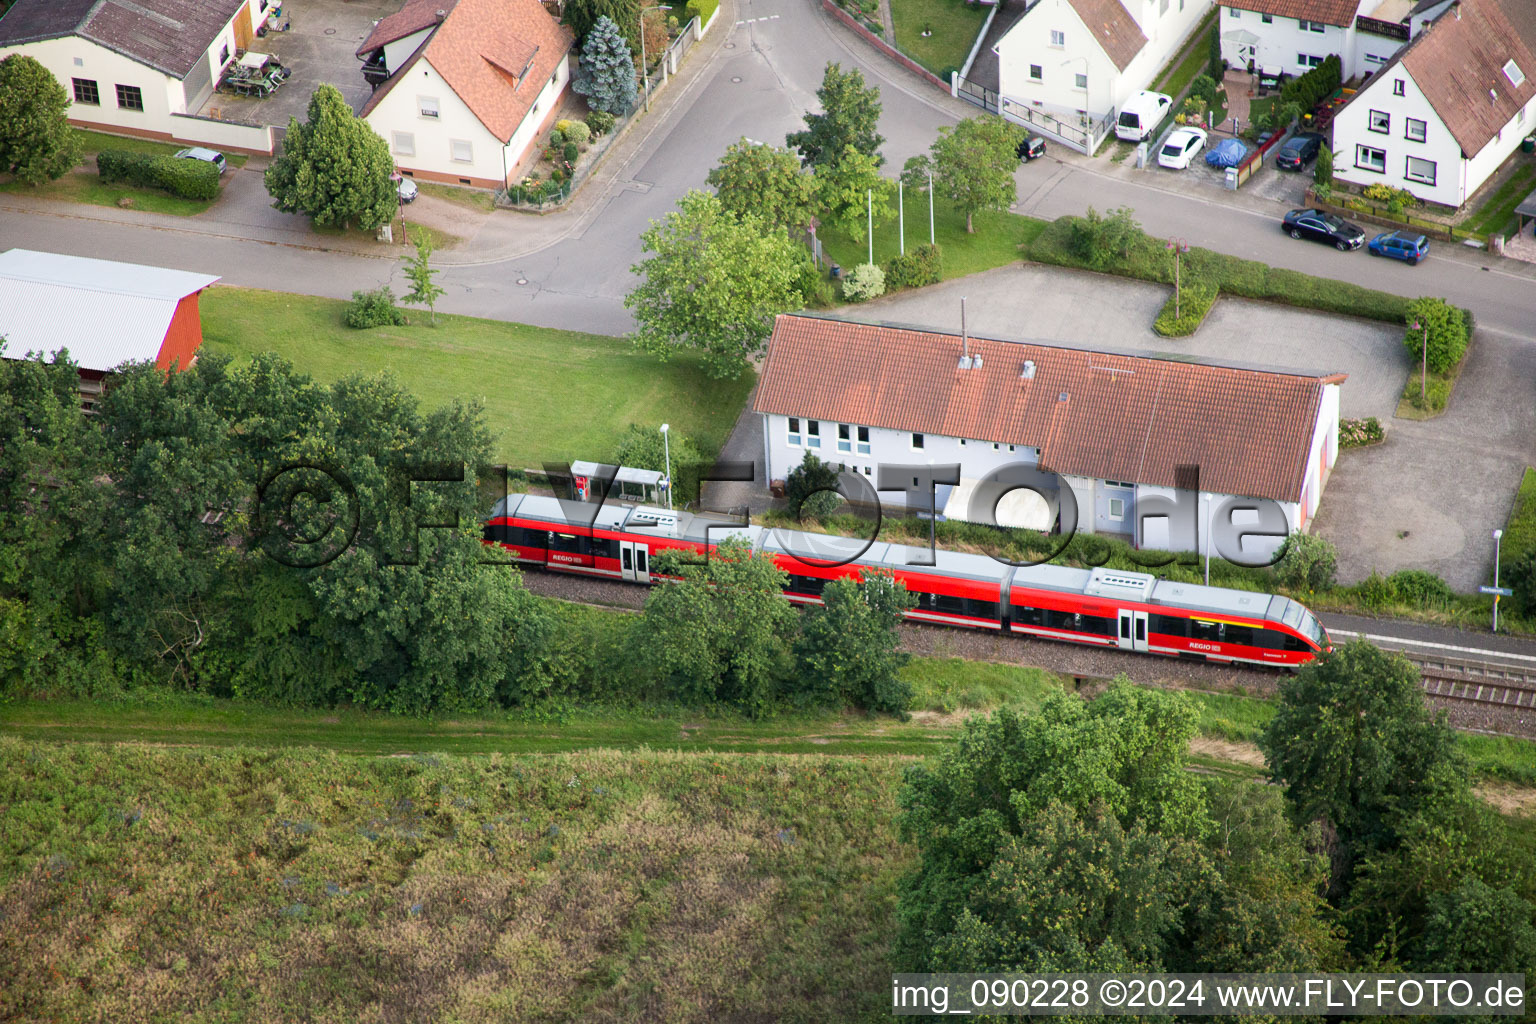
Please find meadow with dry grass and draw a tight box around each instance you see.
[0,740,909,1023]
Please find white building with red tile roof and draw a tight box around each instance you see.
[356,0,574,190]
[753,314,1344,555]
[1217,0,1416,81]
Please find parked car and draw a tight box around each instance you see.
[1115,91,1173,142]
[1367,230,1429,264]
[393,173,418,204]
[1274,132,1325,171]
[1158,127,1207,169]
[1281,208,1365,250]
[1017,134,1047,161]
[173,147,226,175]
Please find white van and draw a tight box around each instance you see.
[1115,91,1173,142]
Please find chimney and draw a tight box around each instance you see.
[437,8,448,20]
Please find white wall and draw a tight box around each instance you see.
[1461,99,1536,205]
[1334,65,1467,205]
[1347,27,1405,79]
[1219,7,1350,78]
[367,58,507,184]
[169,112,273,152]
[502,55,569,175]
[383,29,434,75]
[0,36,187,130]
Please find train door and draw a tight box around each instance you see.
[620,541,651,583]
[1116,609,1148,652]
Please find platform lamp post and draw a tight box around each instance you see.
[1494,528,1504,632]
[659,422,672,510]
[1412,319,1428,405]
[1166,238,1190,319]
[639,4,673,113]
[1202,494,1214,586]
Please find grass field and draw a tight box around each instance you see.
[1151,13,1216,98]
[417,181,497,212]
[1503,467,1536,563]
[199,288,754,468]
[889,0,989,77]
[819,195,1048,282]
[0,740,910,1023]
[1462,160,1536,238]
[71,128,251,167]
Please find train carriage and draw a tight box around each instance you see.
[483,494,1330,668]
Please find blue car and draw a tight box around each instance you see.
[1367,230,1429,265]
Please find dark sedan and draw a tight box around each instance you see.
[1274,132,1325,171]
[1281,208,1365,250]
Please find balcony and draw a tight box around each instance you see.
[1355,14,1409,38]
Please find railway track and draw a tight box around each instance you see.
[1408,656,1536,711]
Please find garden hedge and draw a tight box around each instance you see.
[97,148,220,200]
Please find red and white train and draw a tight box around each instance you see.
[483,495,1332,669]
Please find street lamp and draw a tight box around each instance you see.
[639,3,673,113]
[1166,238,1190,319]
[659,422,672,510]
[1202,494,1215,586]
[1494,528,1504,632]
[1412,319,1428,405]
[1062,56,1092,137]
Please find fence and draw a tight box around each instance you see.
[995,92,1117,155]
[498,15,705,211]
[1304,188,1488,245]
[954,75,998,113]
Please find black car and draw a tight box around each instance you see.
[1017,135,1046,161]
[1281,208,1365,250]
[1274,132,1325,171]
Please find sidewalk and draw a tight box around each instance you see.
[0,3,739,268]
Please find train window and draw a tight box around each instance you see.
[1223,624,1255,646]
[1135,618,1145,642]
[547,533,586,554]
[1149,614,1188,638]
[1285,633,1313,653]
[1190,619,1221,642]
[790,575,827,596]
[1119,616,1131,639]
[1012,604,1046,627]
[1045,610,1114,636]
[487,525,548,548]
[589,536,620,559]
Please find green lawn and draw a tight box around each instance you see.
[1462,160,1536,237]
[72,127,251,168]
[820,195,1048,282]
[889,0,989,77]
[1502,467,1536,563]
[1152,13,1216,97]
[417,180,497,212]
[0,170,214,215]
[199,287,755,468]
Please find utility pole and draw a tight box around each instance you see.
[898,179,905,255]
[927,168,934,246]
[866,188,873,266]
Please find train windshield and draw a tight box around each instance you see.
[1300,611,1326,648]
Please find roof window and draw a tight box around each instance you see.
[1505,59,1526,87]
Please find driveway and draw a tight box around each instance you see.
[847,264,1531,590]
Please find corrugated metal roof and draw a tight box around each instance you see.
[0,250,219,373]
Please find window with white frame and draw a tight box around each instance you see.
[450,139,473,163]
[1299,18,1326,31]
[1405,117,1426,142]
[392,131,415,156]
[419,96,440,118]
[806,421,821,448]
[1368,109,1390,133]
[1355,144,1386,173]
[857,426,870,455]
[911,432,925,450]
[1393,78,1404,95]
[1108,498,1125,519]
[837,424,852,452]
[1260,12,1272,21]
[787,417,802,446]
[1404,155,1435,185]
[1050,29,1065,45]
[1298,53,1324,68]
[958,438,968,447]
[1075,73,1087,89]
[1029,64,1043,80]
[1227,6,1239,15]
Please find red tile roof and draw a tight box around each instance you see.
[1399,0,1536,155]
[360,0,573,143]
[1068,0,1148,72]
[1221,0,1363,27]
[753,315,1346,503]
[356,0,458,58]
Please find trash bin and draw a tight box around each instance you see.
[1523,135,1536,154]
[1224,166,1238,190]
[829,263,842,280]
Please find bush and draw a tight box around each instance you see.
[1315,144,1333,186]
[1067,206,1140,269]
[563,120,591,145]
[555,119,574,135]
[841,262,885,302]
[1507,547,1536,616]
[787,451,843,519]
[1208,23,1223,79]
[882,243,942,290]
[1281,54,1341,111]
[1356,569,1393,608]
[1403,297,1468,374]
[343,286,407,328]
[1189,74,1219,105]
[97,149,158,187]
[1339,416,1384,448]
[1152,280,1217,337]
[585,110,616,135]
[549,128,565,146]
[151,155,220,200]
[1385,569,1454,608]
[683,0,719,23]
[562,141,580,164]
[1273,531,1337,592]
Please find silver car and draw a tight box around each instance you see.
[174,146,227,175]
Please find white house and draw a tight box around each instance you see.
[1218,0,1413,81]
[0,0,275,152]
[357,0,575,191]
[994,0,1215,152]
[753,315,1345,561]
[1332,0,1536,207]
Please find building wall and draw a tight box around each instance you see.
[1347,27,1406,78]
[1333,65,1467,205]
[156,292,206,372]
[1461,99,1536,205]
[502,55,570,176]
[1,36,187,130]
[384,28,434,74]
[368,59,508,186]
[1219,7,1353,78]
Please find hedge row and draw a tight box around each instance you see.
[1153,281,1218,337]
[97,149,220,200]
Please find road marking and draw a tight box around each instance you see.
[1328,628,1536,664]
[736,14,781,22]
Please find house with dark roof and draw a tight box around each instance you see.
[357,0,575,190]
[0,249,220,409]
[0,0,273,149]
[754,315,1344,557]
[1218,0,1419,80]
[1332,0,1536,207]
[994,0,1214,152]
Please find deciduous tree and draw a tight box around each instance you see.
[814,144,893,244]
[0,54,80,185]
[626,189,809,378]
[786,62,885,168]
[265,84,396,230]
[572,15,638,114]
[792,570,915,713]
[402,228,444,325]
[1402,297,1469,374]
[928,115,1026,233]
[706,138,817,234]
